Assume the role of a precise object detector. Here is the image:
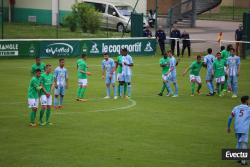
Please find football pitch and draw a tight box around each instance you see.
[0,55,249,167]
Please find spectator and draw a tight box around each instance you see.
[155,26,166,55]
[170,26,181,57]
[143,26,152,37]
[235,24,243,56]
[181,30,191,57]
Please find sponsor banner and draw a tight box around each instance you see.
[0,38,156,57]
[0,41,39,57]
[40,41,80,57]
[81,38,156,56]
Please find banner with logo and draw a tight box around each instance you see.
[0,38,156,57]
[81,38,156,56]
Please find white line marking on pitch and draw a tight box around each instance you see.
[55,99,137,115]
[0,99,137,118]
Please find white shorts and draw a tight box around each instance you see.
[189,75,201,83]
[215,76,225,83]
[117,73,123,81]
[28,98,39,108]
[162,74,167,82]
[78,79,88,86]
[40,95,52,106]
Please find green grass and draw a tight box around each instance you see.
[0,55,250,167]
[1,23,130,39]
[198,6,250,21]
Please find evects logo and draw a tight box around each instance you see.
[45,43,74,56]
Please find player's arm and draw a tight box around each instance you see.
[79,69,91,75]
[54,70,58,89]
[101,63,105,79]
[227,112,235,133]
[40,83,49,96]
[203,57,207,68]
[125,57,134,67]
[127,63,134,67]
[237,58,241,76]
[65,70,69,89]
[160,63,167,67]
[212,63,215,77]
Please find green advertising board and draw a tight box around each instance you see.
[0,38,156,57]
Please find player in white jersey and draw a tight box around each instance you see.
[227,96,250,165]
[165,50,178,97]
[54,59,68,109]
[120,48,133,98]
[203,48,216,96]
[101,53,117,99]
[227,48,240,98]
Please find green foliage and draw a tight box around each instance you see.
[64,3,101,34]
[64,15,77,32]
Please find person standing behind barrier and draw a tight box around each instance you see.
[181,30,191,57]
[143,26,152,37]
[170,26,181,57]
[155,26,166,55]
[235,24,243,57]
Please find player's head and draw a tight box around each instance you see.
[220,46,225,51]
[227,44,233,51]
[103,52,109,60]
[216,52,221,59]
[121,48,128,56]
[241,96,249,105]
[239,24,243,30]
[207,48,212,54]
[35,69,41,77]
[59,58,64,67]
[45,64,52,73]
[163,52,168,59]
[230,48,235,56]
[35,57,41,65]
[196,55,202,63]
[167,50,172,57]
[81,54,87,60]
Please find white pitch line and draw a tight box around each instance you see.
[0,99,137,118]
[55,99,137,115]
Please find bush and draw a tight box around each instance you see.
[63,3,100,34]
[64,15,77,32]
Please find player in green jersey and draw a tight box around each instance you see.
[27,69,43,127]
[76,54,91,102]
[158,53,171,96]
[212,52,227,97]
[116,52,127,97]
[221,44,233,92]
[183,55,203,96]
[39,64,54,126]
[31,57,46,75]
